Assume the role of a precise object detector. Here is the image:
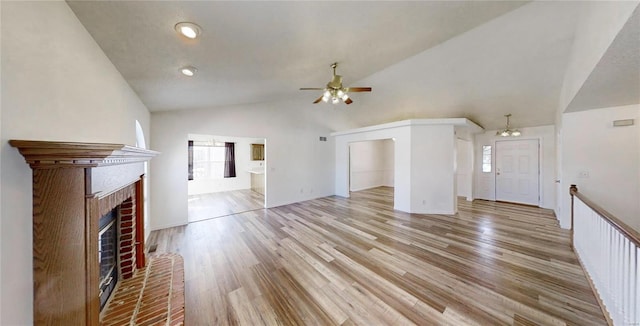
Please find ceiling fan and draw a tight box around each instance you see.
[300,62,371,105]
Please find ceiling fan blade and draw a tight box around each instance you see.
[300,87,324,91]
[345,87,372,92]
[345,98,353,105]
[313,96,323,104]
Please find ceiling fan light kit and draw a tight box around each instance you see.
[300,62,371,105]
[322,89,349,103]
[496,114,521,137]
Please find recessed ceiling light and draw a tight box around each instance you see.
[180,66,197,77]
[175,22,201,39]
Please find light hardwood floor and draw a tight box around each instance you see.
[148,187,606,325]
[188,189,265,222]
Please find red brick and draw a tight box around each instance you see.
[120,199,133,208]
[120,252,133,261]
[102,253,184,325]
[120,215,133,222]
[121,265,133,274]
[119,239,133,248]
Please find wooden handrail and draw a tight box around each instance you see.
[570,184,640,247]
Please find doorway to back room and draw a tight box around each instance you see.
[348,139,395,203]
[456,138,473,202]
[187,133,266,223]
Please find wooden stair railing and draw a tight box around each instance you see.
[570,185,639,326]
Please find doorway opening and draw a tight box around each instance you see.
[495,139,540,206]
[187,133,266,223]
[348,139,395,203]
[456,138,473,202]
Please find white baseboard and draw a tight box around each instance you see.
[349,184,385,192]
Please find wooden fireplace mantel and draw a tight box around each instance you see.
[9,140,159,168]
[10,140,159,325]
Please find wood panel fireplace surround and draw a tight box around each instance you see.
[9,140,159,325]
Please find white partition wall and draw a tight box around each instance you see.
[332,119,482,215]
[410,124,457,214]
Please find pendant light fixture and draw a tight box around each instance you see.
[496,114,521,137]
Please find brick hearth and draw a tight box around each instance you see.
[101,253,185,325]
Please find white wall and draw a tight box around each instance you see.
[560,104,640,231]
[474,125,556,210]
[456,139,473,200]
[187,134,264,195]
[150,100,350,230]
[382,139,394,186]
[0,1,3,321]
[410,125,457,214]
[349,139,394,191]
[0,2,151,324]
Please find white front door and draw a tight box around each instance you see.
[495,139,539,206]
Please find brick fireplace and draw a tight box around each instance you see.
[98,195,140,311]
[9,140,158,325]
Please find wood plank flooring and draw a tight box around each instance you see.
[148,187,606,325]
[188,189,264,222]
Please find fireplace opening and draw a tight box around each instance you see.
[98,207,118,311]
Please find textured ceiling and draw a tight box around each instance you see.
[66,1,638,131]
[343,1,583,130]
[66,1,527,112]
[566,5,640,113]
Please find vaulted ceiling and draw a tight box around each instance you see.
[67,1,639,130]
[566,5,640,113]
